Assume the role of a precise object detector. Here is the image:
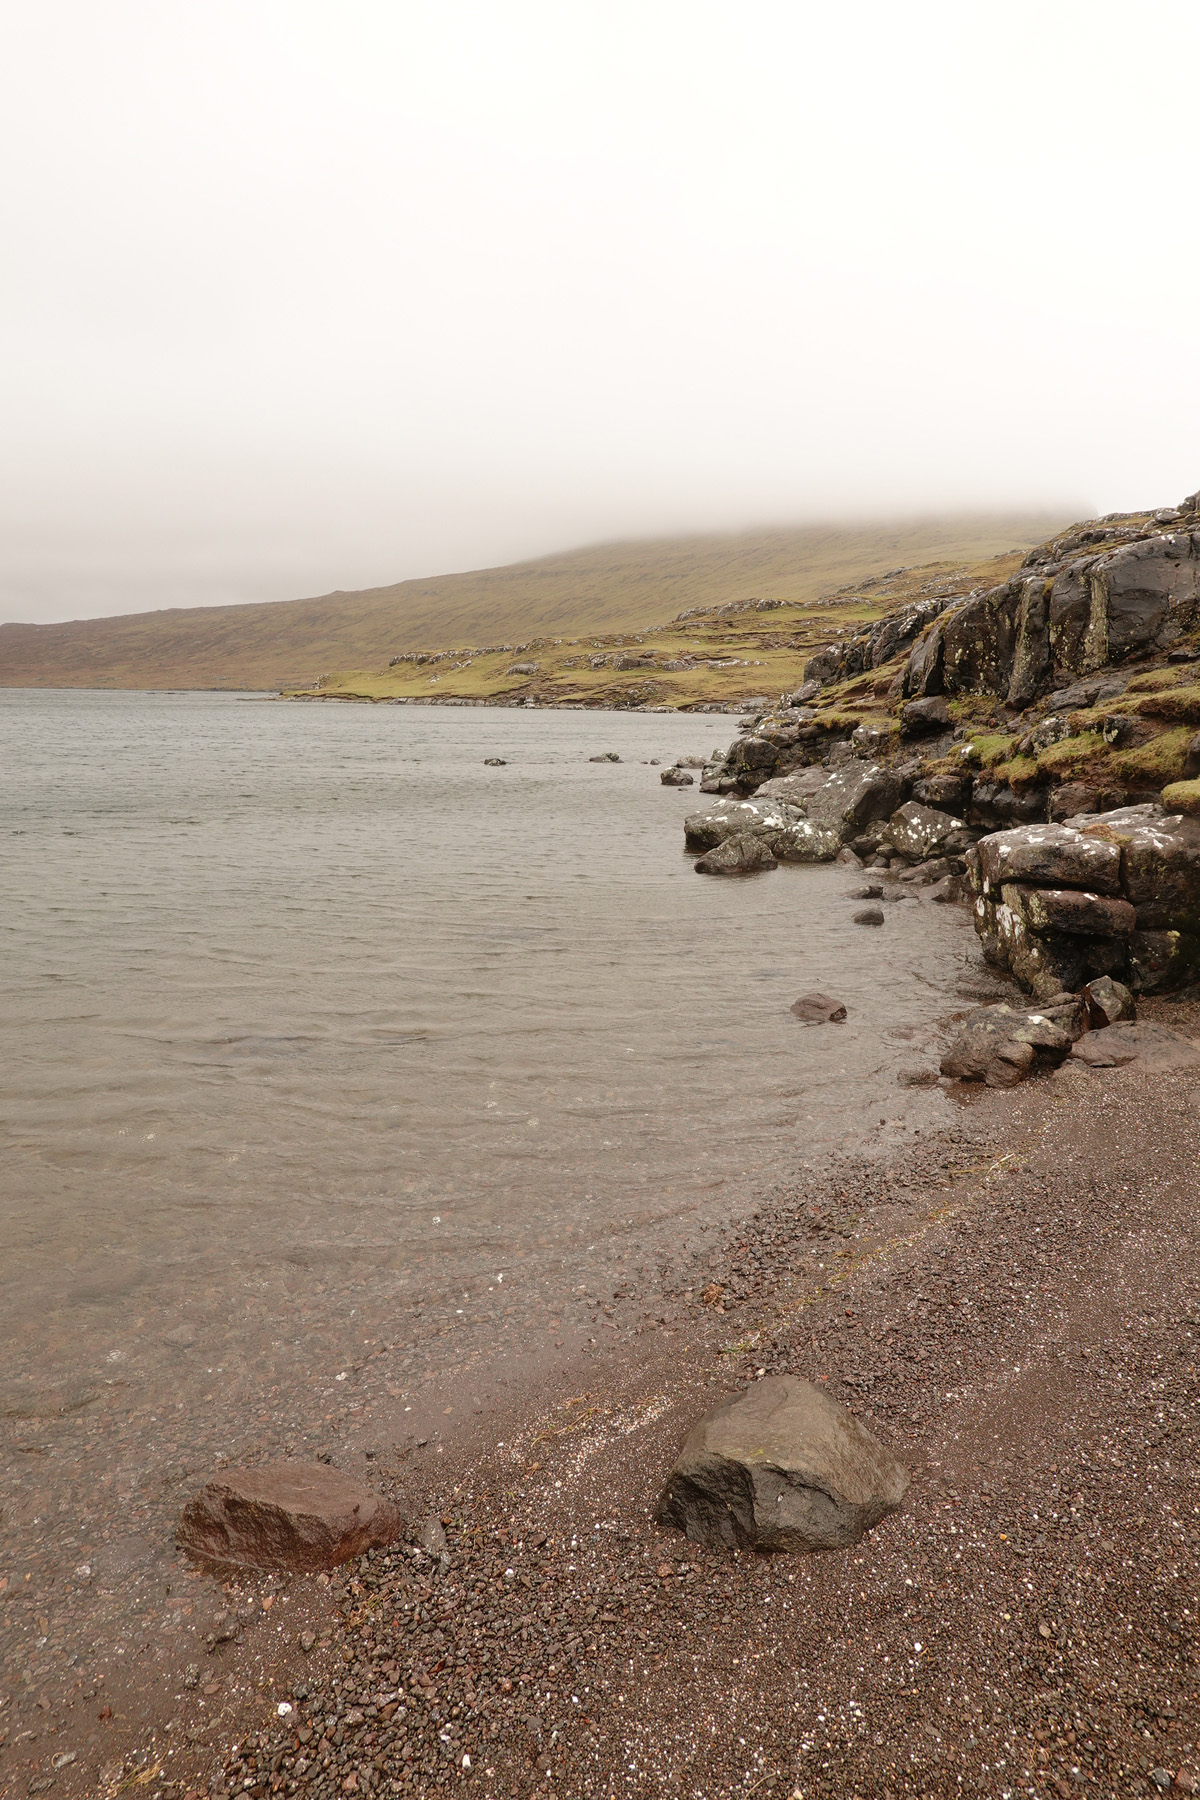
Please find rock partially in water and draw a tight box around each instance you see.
[177,1462,403,1573]
[693,832,778,875]
[684,797,838,862]
[655,1376,908,1553]
[483,757,507,766]
[659,766,695,786]
[790,992,847,1024]
[852,907,885,926]
[589,752,621,762]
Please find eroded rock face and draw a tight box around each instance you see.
[177,1463,403,1573]
[655,1377,908,1553]
[904,532,1200,701]
[968,809,1200,997]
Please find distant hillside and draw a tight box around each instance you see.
[0,512,1070,691]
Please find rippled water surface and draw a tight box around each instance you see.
[0,691,998,1633]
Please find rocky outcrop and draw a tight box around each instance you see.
[178,1463,403,1573]
[967,806,1200,998]
[655,1376,908,1553]
[901,531,1200,706]
[684,765,915,866]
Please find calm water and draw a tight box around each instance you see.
[0,691,997,1647]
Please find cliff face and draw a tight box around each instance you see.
[803,495,1200,711]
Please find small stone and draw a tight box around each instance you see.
[589,752,620,762]
[1149,1772,1173,1794]
[483,757,507,766]
[419,1515,448,1556]
[852,907,885,926]
[660,766,695,786]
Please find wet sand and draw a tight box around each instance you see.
[12,991,1200,1799]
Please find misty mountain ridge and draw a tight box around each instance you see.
[0,513,1070,693]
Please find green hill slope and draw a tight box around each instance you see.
[0,512,1070,692]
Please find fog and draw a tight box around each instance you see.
[2,0,1198,624]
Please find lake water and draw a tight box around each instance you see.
[0,691,998,1664]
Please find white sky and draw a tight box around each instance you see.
[2,0,1198,623]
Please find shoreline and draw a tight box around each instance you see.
[19,990,1200,1798]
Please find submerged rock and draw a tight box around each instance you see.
[177,1463,402,1573]
[853,907,885,926]
[790,991,847,1024]
[655,1376,908,1553]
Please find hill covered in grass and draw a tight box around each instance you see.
[0,512,1068,693]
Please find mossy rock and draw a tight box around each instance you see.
[1162,778,1200,816]
[1132,684,1200,725]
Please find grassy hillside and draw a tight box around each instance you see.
[303,547,1039,709]
[0,512,1068,693]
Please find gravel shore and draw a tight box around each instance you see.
[9,994,1200,1800]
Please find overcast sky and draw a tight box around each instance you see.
[2,0,1198,624]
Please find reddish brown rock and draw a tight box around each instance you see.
[177,1462,403,1573]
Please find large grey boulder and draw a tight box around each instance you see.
[975,822,1123,895]
[939,1003,1072,1085]
[684,798,839,862]
[693,832,778,875]
[178,1463,402,1573]
[883,801,970,862]
[754,768,830,808]
[804,761,906,836]
[1077,805,1200,930]
[655,1377,907,1553]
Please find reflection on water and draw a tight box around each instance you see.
[0,690,999,1652]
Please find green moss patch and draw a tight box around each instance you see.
[1109,727,1195,786]
[1161,778,1200,815]
[1132,685,1200,725]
